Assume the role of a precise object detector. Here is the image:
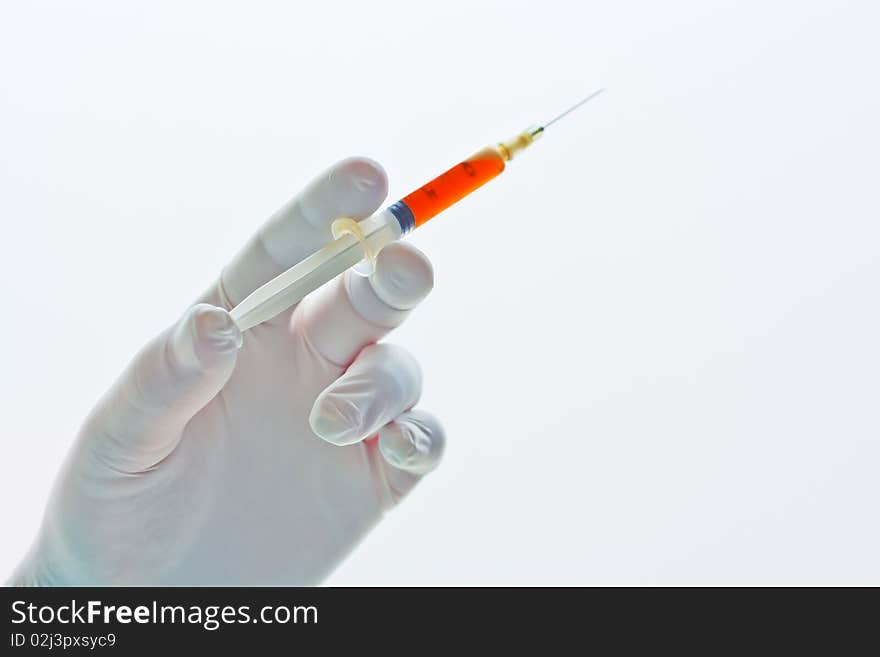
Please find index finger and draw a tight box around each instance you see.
[215,157,388,308]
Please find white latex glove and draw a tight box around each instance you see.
[10,158,444,585]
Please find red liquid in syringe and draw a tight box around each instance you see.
[401,146,506,228]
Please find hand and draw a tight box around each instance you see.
[10,158,444,585]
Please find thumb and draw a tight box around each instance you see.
[92,304,241,473]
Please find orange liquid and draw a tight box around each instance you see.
[402,146,506,227]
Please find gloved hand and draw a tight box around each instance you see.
[10,158,444,585]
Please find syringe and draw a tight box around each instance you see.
[230,88,605,331]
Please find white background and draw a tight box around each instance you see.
[1,0,878,585]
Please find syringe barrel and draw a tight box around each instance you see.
[391,146,506,232]
[230,209,401,331]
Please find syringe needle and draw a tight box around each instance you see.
[542,88,605,129]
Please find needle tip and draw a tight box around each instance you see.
[542,88,606,129]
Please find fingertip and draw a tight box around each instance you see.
[309,343,423,447]
[325,156,389,220]
[179,304,242,370]
[378,409,445,475]
[335,156,388,194]
[370,242,434,311]
[341,242,433,335]
[309,393,363,446]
